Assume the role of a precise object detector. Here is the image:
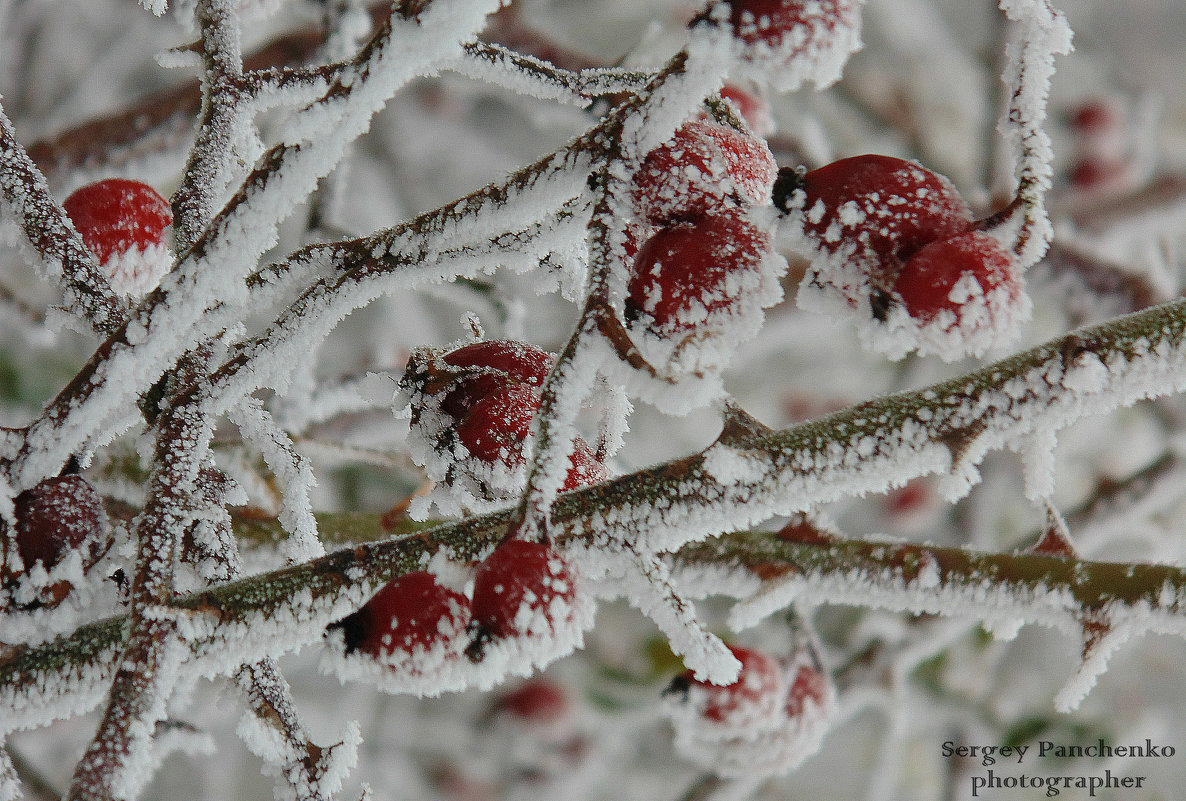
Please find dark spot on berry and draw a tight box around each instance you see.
[328,610,369,654]
[465,623,494,663]
[869,287,894,322]
[663,674,691,700]
[772,166,806,213]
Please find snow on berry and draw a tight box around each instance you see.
[667,645,784,729]
[664,643,836,778]
[694,0,864,92]
[62,178,173,297]
[1,475,112,636]
[10,475,109,573]
[625,208,785,388]
[781,154,1030,359]
[439,339,554,420]
[456,384,540,466]
[465,539,594,689]
[322,570,473,696]
[399,340,607,514]
[883,230,1028,361]
[630,119,776,226]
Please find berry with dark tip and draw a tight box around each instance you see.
[793,154,973,272]
[334,570,470,663]
[467,539,576,661]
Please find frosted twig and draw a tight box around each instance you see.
[172,0,245,250]
[0,103,126,336]
[235,659,346,801]
[0,746,14,801]
[227,399,323,563]
[996,0,1072,268]
[64,617,183,801]
[456,42,652,107]
[63,374,213,800]
[513,44,724,537]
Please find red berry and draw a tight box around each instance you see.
[63,178,172,265]
[717,0,849,47]
[883,479,931,517]
[1068,98,1123,134]
[439,340,554,420]
[563,439,607,491]
[468,539,576,656]
[495,677,571,724]
[678,645,783,726]
[455,385,540,465]
[892,230,1019,324]
[336,570,470,662]
[719,84,773,136]
[13,475,108,571]
[791,154,972,271]
[631,119,776,225]
[784,661,830,718]
[627,211,770,334]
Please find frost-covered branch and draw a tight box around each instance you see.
[455,42,652,106]
[0,104,126,336]
[64,376,212,800]
[172,0,245,250]
[10,297,1186,727]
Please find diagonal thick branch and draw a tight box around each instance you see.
[7,297,1186,729]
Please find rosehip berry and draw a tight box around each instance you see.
[891,230,1019,324]
[439,340,554,420]
[784,661,831,718]
[563,439,607,491]
[63,178,172,266]
[670,645,784,727]
[494,677,571,724]
[631,119,776,225]
[789,154,973,271]
[717,0,853,47]
[627,210,770,334]
[455,385,539,465]
[692,0,861,91]
[334,570,470,663]
[467,539,576,660]
[13,475,108,571]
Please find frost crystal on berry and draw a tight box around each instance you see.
[625,208,785,390]
[664,643,836,778]
[631,119,776,226]
[322,570,473,696]
[466,539,595,688]
[62,178,173,296]
[695,0,864,92]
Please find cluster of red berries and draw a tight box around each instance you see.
[328,537,589,694]
[690,0,862,92]
[400,340,607,508]
[62,178,173,297]
[779,154,1026,360]
[2,475,109,608]
[624,116,783,378]
[664,643,835,778]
